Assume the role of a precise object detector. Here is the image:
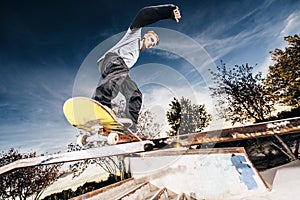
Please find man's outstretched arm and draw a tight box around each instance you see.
[130,4,181,29]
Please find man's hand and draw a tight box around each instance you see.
[173,7,181,22]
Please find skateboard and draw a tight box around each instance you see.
[63,97,143,147]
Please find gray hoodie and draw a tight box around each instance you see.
[97,4,178,69]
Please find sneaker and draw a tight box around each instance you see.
[118,118,133,128]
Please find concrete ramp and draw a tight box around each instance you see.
[71,147,269,199]
[261,160,300,200]
[129,147,268,199]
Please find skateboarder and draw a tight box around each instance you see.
[92,4,181,131]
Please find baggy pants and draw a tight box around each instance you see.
[92,52,142,125]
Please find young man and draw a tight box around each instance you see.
[92,4,181,131]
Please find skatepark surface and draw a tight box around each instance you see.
[68,147,300,200]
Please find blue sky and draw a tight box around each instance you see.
[1,0,299,154]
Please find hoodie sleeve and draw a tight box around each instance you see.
[130,4,178,29]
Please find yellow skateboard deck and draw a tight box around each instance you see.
[63,97,140,144]
[63,97,121,132]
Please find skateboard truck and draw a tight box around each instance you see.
[91,125,103,134]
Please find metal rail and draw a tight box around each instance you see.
[1,117,299,175]
[0,141,152,175]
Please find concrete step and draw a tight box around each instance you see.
[82,178,141,200]
[120,182,158,200]
[146,188,193,200]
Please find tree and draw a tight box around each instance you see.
[167,97,212,136]
[67,143,125,181]
[137,107,163,139]
[0,148,61,200]
[111,99,126,118]
[166,98,181,136]
[265,34,300,108]
[209,62,297,161]
[112,99,163,138]
[209,62,275,124]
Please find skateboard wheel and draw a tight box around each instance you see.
[77,134,88,147]
[144,143,153,151]
[108,132,119,145]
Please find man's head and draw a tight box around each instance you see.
[141,30,159,50]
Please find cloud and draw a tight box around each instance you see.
[256,10,300,76]
[147,49,181,60]
[199,30,259,62]
[189,1,300,78]
[0,62,77,153]
[0,119,76,154]
[280,11,300,37]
